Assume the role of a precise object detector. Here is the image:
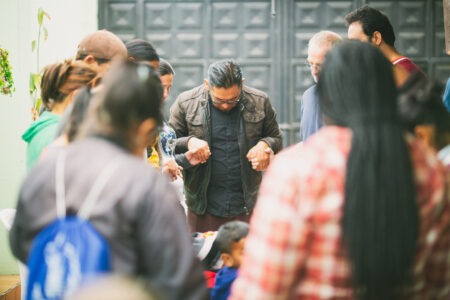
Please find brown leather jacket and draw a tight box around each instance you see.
[169,84,282,215]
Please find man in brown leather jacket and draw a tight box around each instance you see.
[169,60,282,232]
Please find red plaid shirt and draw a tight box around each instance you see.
[229,126,450,300]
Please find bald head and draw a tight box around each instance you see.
[307,31,343,82]
[308,31,343,52]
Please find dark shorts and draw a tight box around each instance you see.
[187,210,251,232]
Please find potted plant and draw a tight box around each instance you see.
[0,47,15,97]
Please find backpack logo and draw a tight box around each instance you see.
[30,232,82,299]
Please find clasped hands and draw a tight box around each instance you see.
[187,137,273,171]
[162,138,211,181]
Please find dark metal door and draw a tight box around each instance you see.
[99,0,450,147]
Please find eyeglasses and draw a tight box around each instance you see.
[210,92,241,105]
[77,54,110,65]
[305,61,322,71]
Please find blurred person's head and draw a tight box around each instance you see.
[307,31,342,83]
[317,40,418,300]
[126,39,160,70]
[67,275,160,300]
[76,30,127,75]
[158,58,175,103]
[205,60,244,112]
[41,60,99,115]
[346,6,395,48]
[79,61,163,156]
[398,73,450,151]
[215,221,249,269]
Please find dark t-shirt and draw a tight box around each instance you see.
[207,103,245,217]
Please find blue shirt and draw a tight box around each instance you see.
[443,78,450,112]
[211,267,238,300]
[300,85,323,142]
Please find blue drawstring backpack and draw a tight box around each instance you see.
[26,152,121,300]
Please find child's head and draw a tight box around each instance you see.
[215,221,249,269]
[398,74,450,151]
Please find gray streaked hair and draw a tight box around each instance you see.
[207,59,242,89]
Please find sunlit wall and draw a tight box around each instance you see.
[0,0,98,275]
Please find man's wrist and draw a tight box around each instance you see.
[257,140,269,149]
[187,136,195,149]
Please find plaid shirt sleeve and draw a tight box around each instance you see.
[229,145,321,299]
[402,138,450,299]
[422,168,450,299]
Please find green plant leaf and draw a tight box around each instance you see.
[43,27,48,40]
[43,11,51,20]
[29,73,41,94]
[38,8,43,26]
[29,73,35,92]
[36,97,42,111]
[33,74,41,89]
[31,40,36,52]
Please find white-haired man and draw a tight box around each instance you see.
[300,31,342,142]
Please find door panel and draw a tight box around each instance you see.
[99,0,450,146]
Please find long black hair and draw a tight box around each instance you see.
[158,58,175,76]
[126,39,159,62]
[317,40,418,300]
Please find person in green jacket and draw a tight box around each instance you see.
[22,60,99,170]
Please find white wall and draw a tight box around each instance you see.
[0,0,97,275]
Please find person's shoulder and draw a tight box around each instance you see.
[397,57,423,74]
[243,85,268,100]
[176,84,206,104]
[303,84,317,97]
[66,138,156,180]
[75,139,169,204]
[20,143,65,204]
[301,85,318,106]
[273,126,352,176]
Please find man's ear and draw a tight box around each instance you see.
[372,31,382,47]
[204,79,210,91]
[242,78,246,85]
[83,54,97,65]
[221,253,234,268]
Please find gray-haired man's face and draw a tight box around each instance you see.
[307,44,331,83]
